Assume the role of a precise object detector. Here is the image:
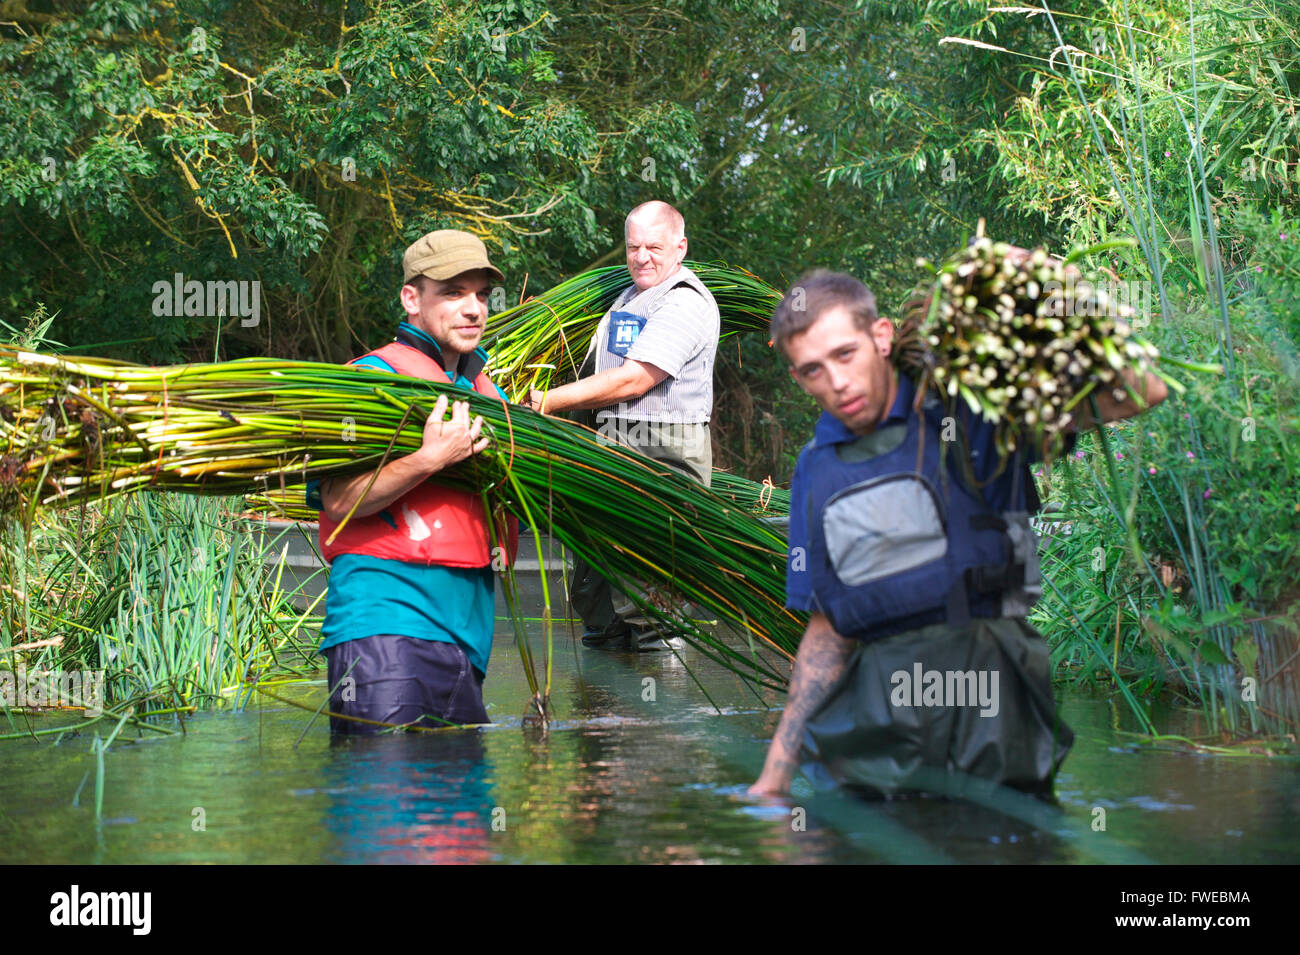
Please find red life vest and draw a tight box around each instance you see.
[317,340,519,569]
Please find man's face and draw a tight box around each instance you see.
[401,269,493,357]
[784,305,898,435]
[625,213,687,292]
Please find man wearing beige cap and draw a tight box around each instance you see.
[305,229,519,733]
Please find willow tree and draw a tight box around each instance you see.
[0,0,672,361]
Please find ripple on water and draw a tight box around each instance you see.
[4,635,1297,864]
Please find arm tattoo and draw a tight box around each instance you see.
[770,621,855,764]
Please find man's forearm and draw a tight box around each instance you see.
[541,361,665,413]
[320,453,434,522]
[1072,367,1168,429]
[321,395,489,522]
[753,616,857,793]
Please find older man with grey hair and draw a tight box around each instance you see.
[528,200,720,649]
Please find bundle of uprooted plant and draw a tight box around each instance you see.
[893,230,1190,463]
[242,468,791,523]
[482,260,780,400]
[0,347,800,701]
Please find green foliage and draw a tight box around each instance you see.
[922,0,1300,735]
[0,493,321,715]
[1236,206,1300,357]
[3,0,1298,734]
[1033,318,1300,727]
[0,1,642,360]
[0,0,1089,474]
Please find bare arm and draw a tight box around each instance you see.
[1002,245,1169,429]
[1068,366,1168,431]
[749,613,857,796]
[319,394,489,522]
[527,359,668,414]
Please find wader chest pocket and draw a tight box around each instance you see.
[822,475,947,586]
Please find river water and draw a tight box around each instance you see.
[2,612,1297,864]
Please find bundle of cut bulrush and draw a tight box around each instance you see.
[484,261,781,400]
[236,261,784,525]
[241,486,319,523]
[894,227,1188,462]
[244,470,792,523]
[0,348,800,690]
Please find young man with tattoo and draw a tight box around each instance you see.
[750,269,1167,796]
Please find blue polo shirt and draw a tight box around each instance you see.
[305,323,507,677]
[786,372,1045,612]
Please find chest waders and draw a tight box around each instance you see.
[798,390,1072,796]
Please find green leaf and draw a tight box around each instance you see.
[1201,606,1243,628]
[1166,634,1196,667]
[1196,640,1231,665]
[1234,634,1259,682]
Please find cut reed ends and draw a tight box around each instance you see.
[894,233,1184,461]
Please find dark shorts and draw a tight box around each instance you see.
[325,635,489,735]
[801,617,1074,797]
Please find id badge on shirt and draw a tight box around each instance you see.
[606,310,647,357]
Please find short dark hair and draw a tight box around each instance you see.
[404,274,432,297]
[769,270,878,357]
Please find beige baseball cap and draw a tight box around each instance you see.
[402,230,504,284]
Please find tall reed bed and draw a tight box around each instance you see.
[0,492,322,735]
[960,1,1300,738]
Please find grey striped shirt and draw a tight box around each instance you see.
[591,265,720,423]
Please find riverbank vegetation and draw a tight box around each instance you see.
[0,491,322,738]
[2,0,1297,745]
